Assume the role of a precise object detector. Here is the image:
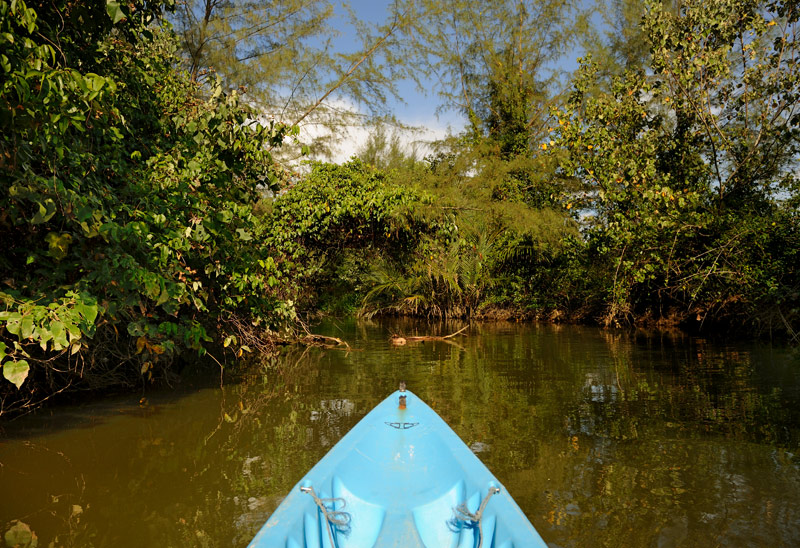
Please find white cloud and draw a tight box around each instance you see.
[274,98,457,166]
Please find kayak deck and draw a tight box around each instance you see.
[249,389,547,548]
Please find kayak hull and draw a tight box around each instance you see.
[249,390,547,548]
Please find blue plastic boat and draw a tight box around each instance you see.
[248,387,548,548]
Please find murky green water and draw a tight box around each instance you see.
[1,320,799,547]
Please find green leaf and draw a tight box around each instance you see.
[106,0,125,24]
[156,288,170,306]
[3,360,30,389]
[144,275,161,300]
[75,301,99,324]
[4,521,38,547]
[218,209,234,223]
[76,205,95,222]
[66,322,81,343]
[0,342,6,363]
[127,322,145,337]
[31,198,56,224]
[38,329,52,351]
[45,232,73,260]
[87,73,106,92]
[20,315,34,339]
[5,312,22,336]
[50,320,68,350]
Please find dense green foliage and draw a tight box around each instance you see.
[273,151,581,319]
[0,0,293,413]
[554,0,800,329]
[265,159,431,312]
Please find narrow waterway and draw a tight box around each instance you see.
[1,320,799,547]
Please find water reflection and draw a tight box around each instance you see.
[1,320,798,547]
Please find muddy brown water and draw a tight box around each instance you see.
[1,319,799,547]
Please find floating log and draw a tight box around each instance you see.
[390,325,469,345]
[299,333,350,349]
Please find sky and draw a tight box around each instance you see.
[327,0,463,127]
[293,0,462,163]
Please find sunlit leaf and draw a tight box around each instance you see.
[105,0,125,23]
[20,315,34,339]
[5,313,22,336]
[44,232,73,260]
[50,321,68,349]
[4,521,38,547]
[75,301,99,324]
[3,360,30,389]
[31,198,56,224]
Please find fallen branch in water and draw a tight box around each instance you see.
[288,320,352,349]
[298,333,351,349]
[390,325,469,345]
[271,332,351,349]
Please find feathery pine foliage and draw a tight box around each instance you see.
[578,0,654,83]
[171,0,415,160]
[172,0,333,90]
[394,0,574,133]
